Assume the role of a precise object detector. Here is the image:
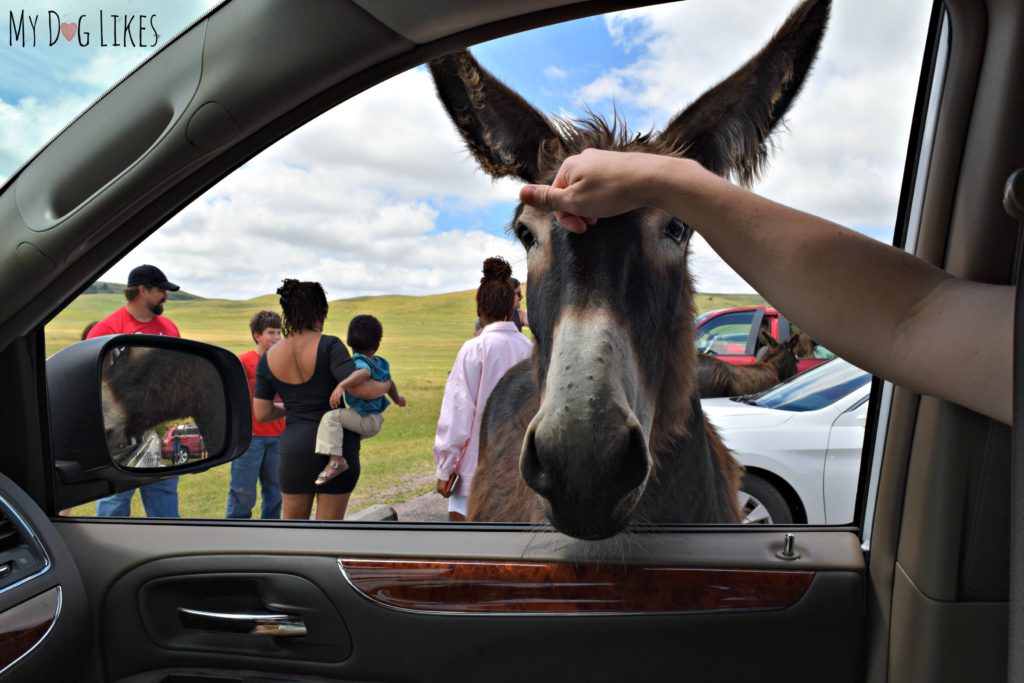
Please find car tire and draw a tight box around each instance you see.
[738,473,794,524]
[172,446,189,466]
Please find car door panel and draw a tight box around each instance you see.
[339,558,815,613]
[130,565,353,661]
[890,563,1008,683]
[0,588,60,674]
[0,474,92,683]
[59,523,864,682]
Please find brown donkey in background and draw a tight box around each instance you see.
[697,331,801,398]
[429,0,830,540]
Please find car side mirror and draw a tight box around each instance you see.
[46,335,252,510]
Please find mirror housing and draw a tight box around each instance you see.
[46,335,252,510]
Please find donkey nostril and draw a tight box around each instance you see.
[619,423,649,491]
[520,427,553,496]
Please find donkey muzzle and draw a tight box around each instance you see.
[521,405,650,540]
[520,306,655,539]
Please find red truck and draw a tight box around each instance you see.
[695,305,831,373]
[160,422,206,465]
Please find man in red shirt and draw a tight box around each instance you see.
[87,264,182,517]
[227,311,285,518]
[88,264,181,337]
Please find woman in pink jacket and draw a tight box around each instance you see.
[433,257,532,521]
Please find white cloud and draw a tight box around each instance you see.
[596,1,795,113]
[575,0,933,292]
[0,94,93,173]
[107,213,522,301]
[257,68,519,207]
[70,49,151,88]
[0,0,226,176]
[100,68,526,299]
[544,65,568,80]
[16,0,933,299]
[576,74,626,104]
[687,235,743,293]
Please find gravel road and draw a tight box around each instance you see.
[393,491,449,522]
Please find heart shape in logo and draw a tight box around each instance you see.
[60,22,77,41]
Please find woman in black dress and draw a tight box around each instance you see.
[253,280,390,520]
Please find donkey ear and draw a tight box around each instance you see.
[657,0,830,186]
[758,328,778,348]
[785,332,805,354]
[429,50,562,183]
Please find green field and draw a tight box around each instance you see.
[46,287,764,519]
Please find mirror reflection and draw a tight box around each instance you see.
[101,346,226,469]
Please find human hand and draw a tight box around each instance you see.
[436,478,452,498]
[519,149,666,234]
[329,385,344,409]
[395,395,407,407]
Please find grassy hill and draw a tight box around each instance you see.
[46,288,764,519]
[84,280,204,300]
[692,292,767,311]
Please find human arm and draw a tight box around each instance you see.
[387,377,406,407]
[346,379,392,400]
[436,474,458,498]
[253,398,285,422]
[253,354,286,422]
[521,149,1012,424]
[329,369,370,408]
[326,337,391,401]
[344,374,391,401]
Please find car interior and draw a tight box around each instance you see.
[0,0,1022,681]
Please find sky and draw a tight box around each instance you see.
[0,0,933,300]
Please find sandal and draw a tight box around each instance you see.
[315,456,349,486]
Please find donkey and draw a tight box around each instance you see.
[787,331,818,359]
[101,346,226,463]
[697,331,800,398]
[430,0,829,540]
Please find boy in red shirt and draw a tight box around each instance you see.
[227,311,285,518]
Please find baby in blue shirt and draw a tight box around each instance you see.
[314,314,405,485]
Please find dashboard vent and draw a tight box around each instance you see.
[0,499,48,591]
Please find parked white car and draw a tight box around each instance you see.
[702,358,872,524]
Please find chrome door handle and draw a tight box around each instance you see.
[177,607,307,637]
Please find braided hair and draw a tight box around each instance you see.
[476,257,516,323]
[277,279,328,336]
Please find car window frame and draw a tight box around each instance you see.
[696,308,766,357]
[18,0,946,538]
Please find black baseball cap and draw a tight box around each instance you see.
[127,264,180,291]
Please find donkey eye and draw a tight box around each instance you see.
[664,219,692,245]
[515,221,537,250]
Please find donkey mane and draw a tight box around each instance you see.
[538,113,679,180]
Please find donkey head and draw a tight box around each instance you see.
[786,331,818,358]
[762,335,800,382]
[430,0,829,539]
